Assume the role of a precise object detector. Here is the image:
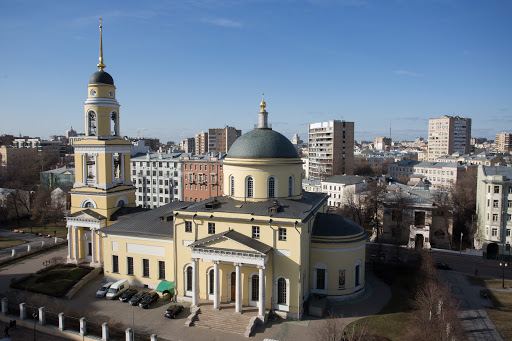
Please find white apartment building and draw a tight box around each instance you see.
[321,175,370,207]
[476,166,512,259]
[308,120,354,180]
[388,159,468,190]
[428,115,471,161]
[131,151,189,208]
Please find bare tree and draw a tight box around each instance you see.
[310,312,374,341]
[387,189,412,261]
[451,167,477,246]
[432,191,454,250]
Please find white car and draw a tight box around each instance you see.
[96,282,114,298]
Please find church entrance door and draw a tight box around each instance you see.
[231,272,236,301]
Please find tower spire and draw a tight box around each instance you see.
[258,92,269,129]
[97,17,106,71]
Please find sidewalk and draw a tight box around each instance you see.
[0,229,64,262]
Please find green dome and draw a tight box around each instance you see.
[227,128,299,159]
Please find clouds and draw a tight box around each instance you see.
[201,18,242,28]
[393,69,424,77]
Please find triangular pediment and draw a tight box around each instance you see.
[189,230,272,254]
[200,237,256,252]
[68,209,106,221]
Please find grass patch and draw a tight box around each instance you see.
[1,218,67,237]
[11,264,93,297]
[467,276,512,289]
[347,264,417,340]
[486,308,512,340]
[487,290,512,309]
[0,237,26,248]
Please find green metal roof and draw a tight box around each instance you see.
[156,280,174,293]
[227,128,299,159]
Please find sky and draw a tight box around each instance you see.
[0,0,511,144]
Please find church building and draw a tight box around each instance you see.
[67,22,367,320]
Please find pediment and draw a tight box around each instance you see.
[189,230,272,254]
[68,209,106,221]
[200,237,256,252]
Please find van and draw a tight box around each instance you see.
[106,279,129,300]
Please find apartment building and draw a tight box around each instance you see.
[131,151,187,208]
[374,137,392,151]
[195,132,208,155]
[182,153,226,202]
[427,115,471,161]
[434,152,505,166]
[179,138,195,154]
[208,126,241,154]
[321,175,370,207]
[388,159,468,190]
[308,120,354,180]
[475,166,512,259]
[0,145,38,167]
[495,133,512,153]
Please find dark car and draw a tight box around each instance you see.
[435,262,451,270]
[164,304,184,319]
[119,288,138,302]
[139,292,159,309]
[129,291,149,306]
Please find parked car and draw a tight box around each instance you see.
[119,288,138,302]
[96,282,114,298]
[164,304,184,319]
[139,292,159,309]
[106,279,129,300]
[435,262,451,270]
[129,291,149,306]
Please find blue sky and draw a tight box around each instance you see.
[0,0,511,144]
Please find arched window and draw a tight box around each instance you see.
[87,111,97,136]
[288,176,294,196]
[230,175,235,196]
[80,199,97,208]
[246,176,254,198]
[111,111,119,136]
[355,260,362,288]
[85,202,93,208]
[268,176,276,198]
[277,278,287,304]
[208,269,214,295]
[185,265,193,292]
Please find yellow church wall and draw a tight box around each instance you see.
[70,190,135,218]
[87,84,115,99]
[75,153,84,183]
[101,234,174,289]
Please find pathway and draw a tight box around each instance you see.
[0,229,64,262]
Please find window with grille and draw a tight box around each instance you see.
[277,278,286,304]
[288,176,294,196]
[158,261,165,280]
[186,266,192,291]
[268,177,276,198]
[112,255,119,273]
[208,222,215,234]
[247,177,254,198]
[143,259,150,277]
[252,275,259,301]
[252,226,260,239]
[209,269,214,294]
[127,257,133,275]
[316,269,325,290]
[185,221,192,233]
[230,176,235,196]
[278,228,287,241]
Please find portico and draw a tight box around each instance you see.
[188,230,271,317]
[66,209,107,266]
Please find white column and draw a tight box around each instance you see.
[67,227,72,260]
[59,313,65,331]
[121,153,125,181]
[235,263,242,313]
[82,154,87,183]
[258,266,265,316]
[97,230,102,264]
[102,322,109,341]
[74,227,79,260]
[213,261,220,310]
[91,228,96,263]
[192,258,198,307]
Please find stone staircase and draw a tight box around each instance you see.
[192,302,262,336]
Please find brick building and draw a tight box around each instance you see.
[182,153,226,202]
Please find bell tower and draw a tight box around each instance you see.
[66,19,136,266]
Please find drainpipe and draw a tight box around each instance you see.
[173,212,179,300]
[294,221,300,235]
[192,214,198,242]
[294,220,301,320]
[269,219,275,311]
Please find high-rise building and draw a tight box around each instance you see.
[495,133,512,153]
[308,120,354,180]
[195,132,208,155]
[374,137,391,151]
[427,115,471,161]
[208,126,241,154]
[179,138,195,153]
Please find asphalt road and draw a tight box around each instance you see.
[0,229,63,261]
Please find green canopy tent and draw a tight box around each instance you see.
[156,280,175,299]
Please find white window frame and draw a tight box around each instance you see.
[354,259,362,290]
[248,272,259,307]
[246,176,254,198]
[313,262,328,294]
[184,264,193,297]
[274,276,290,311]
[268,176,276,198]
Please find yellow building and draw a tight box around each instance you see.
[100,94,367,320]
[66,20,136,266]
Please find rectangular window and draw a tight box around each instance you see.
[208,222,215,234]
[112,255,119,273]
[494,200,499,208]
[338,269,346,289]
[278,228,287,241]
[185,221,192,233]
[493,214,499,221]
[142,259,150,277]
[507,229,511,237]
[495,186,500,194]
[316,268,325,290]
[127,257,134,275]
[252,226,260,239]
[492,228,498,237]
[508,201,512,208]
[158,261,165,280]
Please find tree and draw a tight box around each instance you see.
[387,189,412,261]
[451,167,477,246]
[30,188,65,229]
[364,181,387,243]
[432,191,454,250]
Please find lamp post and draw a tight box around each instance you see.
[500,262,508,289]
[459,232,464,255]
[33,311,38,341]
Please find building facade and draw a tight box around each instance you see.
[495,133,512,154]
[427,115,471,161]
[321,175,370,208]
[0,145,38,167]
[475,166,512,259]
[179,138,195,154]
[182,154,225,202]
[195,132,208,155]
[208,126,242,154]
[374,137,391,152]
[131,152,186,208]
[308,120,354,180]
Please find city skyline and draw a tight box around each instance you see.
[1,0,510,143]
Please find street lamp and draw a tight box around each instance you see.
[459,232,464,255]
[500,262,508,289]
[33,311,38,341]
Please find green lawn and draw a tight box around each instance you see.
[0,237,26,248]
[1,218,68,237]
[11,264,93,297]
[467,276,512,289]
[486,308,512,341]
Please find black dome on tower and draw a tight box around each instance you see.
[90,70,114,85]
